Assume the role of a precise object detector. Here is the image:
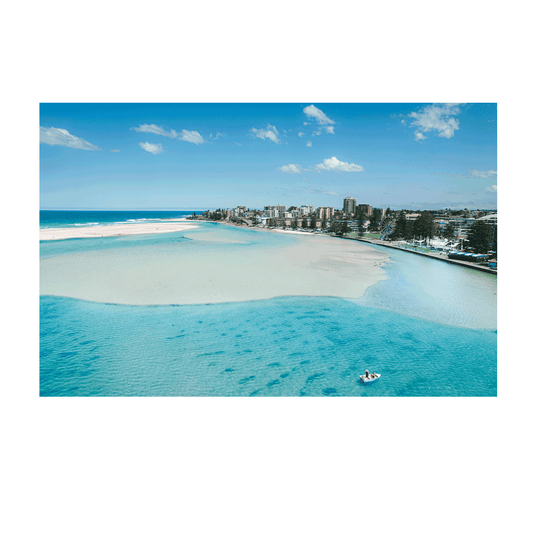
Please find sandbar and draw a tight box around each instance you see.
[40,222,199,241]
[40,228,390,305]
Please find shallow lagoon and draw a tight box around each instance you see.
[40,223,497,396]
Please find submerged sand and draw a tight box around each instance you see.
[40,222,199,240]
[40,230,390,305]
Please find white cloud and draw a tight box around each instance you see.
[298,132,304,137]
[40,126,101,151]
[133,124,204,144]
[409,103,461,140]
[434,169,497,179]
[139,142,164,155]
[303,105,335,126]
[250,124,280,144]
[178,130,204,145]
[315,156,364,172]
[485,185,497,193]
[414,131,427,142]
[132,124,178,138]
[110,149,120,152]
[470,169,497,179]
[306,141,312,147]
[303,104,335,135]
[278,164,301,174]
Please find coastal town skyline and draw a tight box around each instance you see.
[40,103,497,211]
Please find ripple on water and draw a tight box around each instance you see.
[40,291,496,396]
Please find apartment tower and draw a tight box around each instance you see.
[343,196,357,214]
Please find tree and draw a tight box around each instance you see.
[391,211,407,240]
[331,220,349,235]
[412,211,435,240]
[443,222,455,241]
[465,220,490,254]
[341,221,349,235]
[369,210,381,232]
[404,220,414,241]
[357,212,366,237]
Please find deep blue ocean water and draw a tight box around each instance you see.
[40,211,497,396]
[40,210,196,229]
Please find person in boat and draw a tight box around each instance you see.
[370,372,377,379]
[365,369,369,378]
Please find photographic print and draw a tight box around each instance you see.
[40,103,497,396]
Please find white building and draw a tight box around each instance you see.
[264,209,279,218]
[300,205,315,216]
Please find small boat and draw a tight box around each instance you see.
[360,373,381,384]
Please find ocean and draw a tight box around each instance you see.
[39,209,196,229]
[39,211,497,396]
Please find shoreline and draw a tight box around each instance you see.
[40,222,199,241]
[343,236,497,275]
[209,219,327,236]
[203,220,498,275]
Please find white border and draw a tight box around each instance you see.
[18,84,516,416]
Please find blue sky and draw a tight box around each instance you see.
[40,103,497,210]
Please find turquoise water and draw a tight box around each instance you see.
[40,295,496,396]
[40,214,497,396]
[357,243,497,330]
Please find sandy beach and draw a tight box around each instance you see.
[40,227,390,305]
[40,222,199,240]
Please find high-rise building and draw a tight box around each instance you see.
[358,204,373,217]
[318,207,335,219]
[300,205,315,216]
[343,197,357,214]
